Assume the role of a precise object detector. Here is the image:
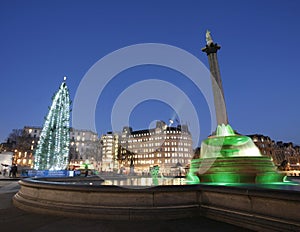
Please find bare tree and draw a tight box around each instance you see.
[7,129,31,151]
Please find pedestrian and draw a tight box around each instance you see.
[11,164,18,178]
[84,164,88,177]
[9,165,12,178]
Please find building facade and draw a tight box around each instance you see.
[69,128,101,171]
[273,142,300,170]
[7,127,40,169]
[9,126,101,170]
[100,121,193,175]
[100,132,119,172]
[249,134,300,169]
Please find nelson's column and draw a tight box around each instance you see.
[202,30,228,126]
[186,31,284,184]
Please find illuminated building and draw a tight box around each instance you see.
[14,126,100,170]
[68,128,100,171]
[100,121,193,175]
[273,142,300,169]
[249,134,300,168]
[100,132,119,172]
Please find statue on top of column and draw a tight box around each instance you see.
[206,30,214,45]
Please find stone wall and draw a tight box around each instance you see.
[13,178,300,231]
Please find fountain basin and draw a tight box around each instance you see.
[13,176,300,231]
[13,177,200,220]
[195,156,284,183]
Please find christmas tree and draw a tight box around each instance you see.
[34,77,71,170]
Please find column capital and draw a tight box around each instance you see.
[202,43,221,55]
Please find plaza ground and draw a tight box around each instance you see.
[0,177,252,232]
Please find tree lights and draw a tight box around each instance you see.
[34,78,70,170]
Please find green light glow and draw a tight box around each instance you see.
[149,165,160,185]
[216,124,235,136]
[204,135,250,146]
[150,165,160,178]
[201,124,261,159]
[186,173,200,184]
[186,159,201,184]
[187,124,285,184]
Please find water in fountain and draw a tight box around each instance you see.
[187,124,285,184]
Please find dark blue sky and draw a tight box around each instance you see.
[1,0,300,147]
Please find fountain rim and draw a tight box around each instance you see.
[19,176,200,192]
[14,176,300,229]
[17,176,300,198]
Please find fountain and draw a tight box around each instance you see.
[187,124,284,184]
[13,33,300,231]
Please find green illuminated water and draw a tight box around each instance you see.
[201,124,261,159]
[187,124,284,184]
